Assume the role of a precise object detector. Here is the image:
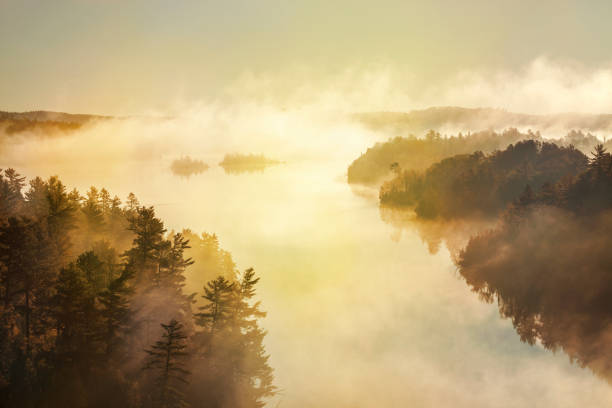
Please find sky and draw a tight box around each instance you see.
[1,0,612,115]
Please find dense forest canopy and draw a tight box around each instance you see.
[348,128,603,186]
[0,169,275,407]
[0,111,111,138]
[457,145,612,382]
[373,141,612,383]
[379,140,588,219]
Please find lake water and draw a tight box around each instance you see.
[2,120,611,407]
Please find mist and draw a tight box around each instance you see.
[459,206,612,382]
[3,57,612,407]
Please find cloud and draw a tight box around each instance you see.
[427,57,612,115]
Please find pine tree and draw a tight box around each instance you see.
[98,269,133,356]
[230,269,276,408]
[82,187,105,240]
[99,188,112,215]
[45,176,77,260]
[192,271,276,408]
[53,262,101,367]
[76,251,106,294]
[126,192,140,214]
[1,169,25,216]
[24,177,49,218]
[124,206,166,283]
[161,233,194,292]
[195,276,234,337]
[0,217,54,359]
[143,319,191,408]
[107,195,129,248]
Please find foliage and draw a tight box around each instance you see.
[348,128,602,186]
[379,140,588,218]
[0,169,276,407]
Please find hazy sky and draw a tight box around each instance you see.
[1,0,611,114]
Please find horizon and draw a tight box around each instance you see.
[3,1,612,115]
[3,2,612,407]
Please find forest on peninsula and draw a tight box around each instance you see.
[0,170,276,408]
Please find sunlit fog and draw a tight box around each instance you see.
[2,1,612,407]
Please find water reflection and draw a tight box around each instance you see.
[378,205,495,260]
[2,130,612,407]
[170,156,209,178]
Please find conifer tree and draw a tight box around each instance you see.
[53,262,100,368]
[24,177,49,218]
[82,187,105,239]
[98,269,133,356]
[45,176,77,260]
[76,251,106,294]
[1,169,25,216]
[99,188,112,215]
[161,233,194,292]
[124,206,166,283]
[192,271,276,408]
[229,269,276,408]
[195,276,234,337]
[143,319,191,408]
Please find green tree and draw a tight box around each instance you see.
[143,319,191,408]
[98,269,133,356]
[82,187,105,241]
[195,276,234,337]
[124,206,166,283]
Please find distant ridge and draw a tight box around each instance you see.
[354,107,612,135]
[0,110,114,136]
[0,110,111,124]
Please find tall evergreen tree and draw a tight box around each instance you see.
[143,319,191,408]
[195,276,234,338]
[124,206,166,283]
[98,269,133,356]
[82,187,105,242]
[192,271,275,408]
[45,176,77,260]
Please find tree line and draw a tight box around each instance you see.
[0,170,275,407]
[379,139,588,219]
[348,128,603,186]
[457,144,612,382]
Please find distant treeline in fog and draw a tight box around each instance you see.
[0,111,109,137]
[170,156,210,177]
[219,154,281,175]
[0,171,275,407]
[348,128,605,186]
[355,107,612,137]
[380,140,587,218]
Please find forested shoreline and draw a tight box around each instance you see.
[348,128,603,186]
[457,144,612,382]
[366,131,612,382]
[379,140,587,218]
[0,170,275,407]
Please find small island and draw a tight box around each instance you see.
[219,153,282,175]
[170,156,209,177]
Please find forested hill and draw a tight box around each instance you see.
[354,107,612,135]
[0,110,111,124]
[0,110,111,136]
[379,140,588,219]
[348,129,604,186]
[0,169,276,407]
[456,144,612,382]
